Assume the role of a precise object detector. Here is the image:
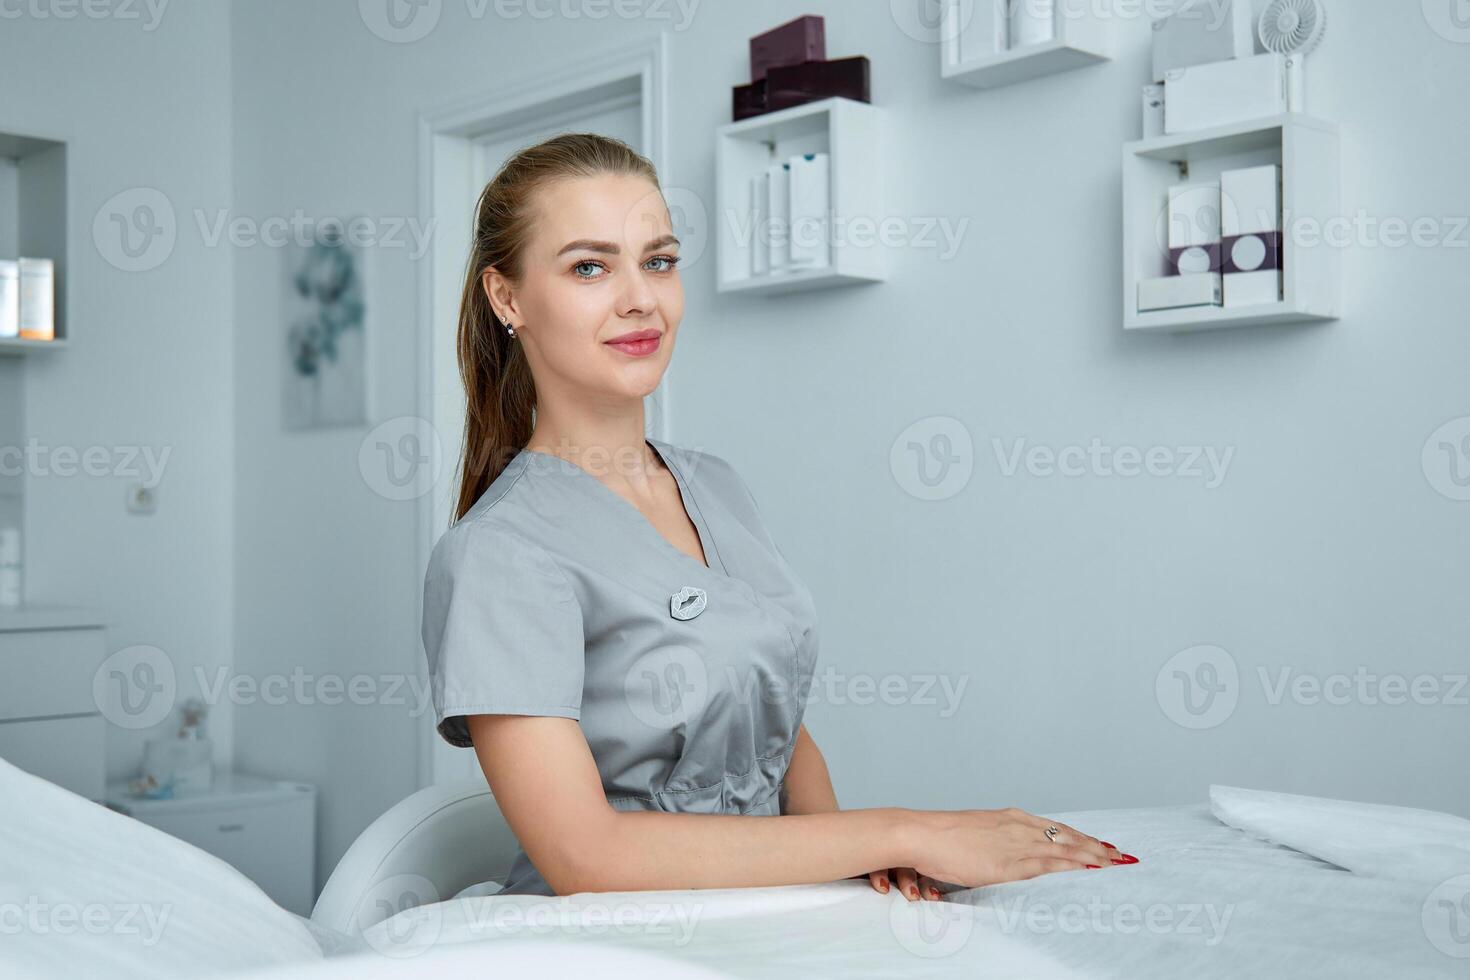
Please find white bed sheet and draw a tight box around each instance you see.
[283,799,1465,979]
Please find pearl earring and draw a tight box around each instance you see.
[501,316,516,339]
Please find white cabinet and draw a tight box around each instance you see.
[106,771,318,916]
[1122,113,1341,333]
[716,97,886,295]
[0,608,106,799]
[940,0,1112,90]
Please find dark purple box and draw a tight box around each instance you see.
[733,78,768,122]
[766,56,871,112]
[1221,231,1283,274]
[750,15,826,82]
[1168,242,1223,275]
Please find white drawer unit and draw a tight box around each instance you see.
[105,772,318,916]
[0,607,107,800]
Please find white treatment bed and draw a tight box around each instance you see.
[2,756,1465,979]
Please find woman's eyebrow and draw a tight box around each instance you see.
[556,234,680,257]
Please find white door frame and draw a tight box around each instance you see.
[413,32,671,789]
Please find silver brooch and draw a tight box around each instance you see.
[669,586,707,621]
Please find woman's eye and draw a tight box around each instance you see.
[572,255,679,279]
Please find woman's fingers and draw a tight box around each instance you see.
[869,869,891,894]
[917,874,943,901]
[1016,812,1125,862]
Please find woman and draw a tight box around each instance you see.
[421,133,1133,900]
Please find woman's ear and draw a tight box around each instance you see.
[481,267,513,323]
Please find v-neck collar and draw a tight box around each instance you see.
[515,437,730,578]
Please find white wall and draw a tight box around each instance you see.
[0,3,236,779]
[221,0,1468,891]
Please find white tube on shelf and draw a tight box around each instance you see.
[750,172,770,278]
[0,261,18,339]
[18,257,55,341]
[1008,0,1055,48]
[788,152,830,270]
[766,161,791,273]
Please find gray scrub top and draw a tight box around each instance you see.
[421,437,820,895]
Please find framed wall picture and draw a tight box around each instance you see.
[284,220,369,430]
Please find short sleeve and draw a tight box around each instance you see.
[421,519,586,748]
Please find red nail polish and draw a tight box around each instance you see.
[878,877,888,889]
[1085,864,1101,869]
[1100,841,1116,849]
[909,887,919,898]
[1113,854,1139,865]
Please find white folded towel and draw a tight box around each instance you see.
[1210,783,1470,884]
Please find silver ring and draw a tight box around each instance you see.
[1044,826,1061,843]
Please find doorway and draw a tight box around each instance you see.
[415,33,671,787]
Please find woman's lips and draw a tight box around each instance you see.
[604,333,661,357]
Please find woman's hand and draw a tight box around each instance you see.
[869,866,946,901]
[904,808,1135,889]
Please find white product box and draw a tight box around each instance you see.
[750,172,770,277]
[18,257,54,341]
[1142,84,1165,139]
[0,260,17,339]
[1008,0,1054,48]
[788,152,830,270]
[1168,181,1222,249]
[1138,272,1222,313]
[1164,53,1288,135]
[765,161,791,272]
[1151,0,1256,82]
[1224,269,1282,307]
[1222,164,1281,237]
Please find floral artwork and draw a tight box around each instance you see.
[284,223,367,429]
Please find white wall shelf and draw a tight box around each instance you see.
[0,129,67,351]
[0,337,67,357]
[716,97,885,296]
[1122,113,1341,334]
[941,0,1111,90]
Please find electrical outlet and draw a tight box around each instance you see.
[126,483,158,515]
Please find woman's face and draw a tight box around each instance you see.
[492,173,685,405]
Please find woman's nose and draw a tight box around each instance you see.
[617,265,659,316]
